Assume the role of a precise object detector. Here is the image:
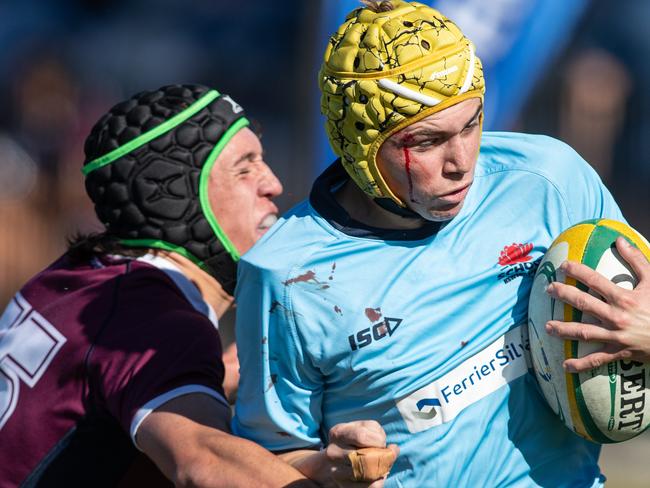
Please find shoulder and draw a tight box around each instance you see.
[109,259,216,334]
[92,262,222,377]
[475,131,622,225]
[117,260,189,304]
[478,132,591,182]
[19,254,193,331]
[101,259,221,345]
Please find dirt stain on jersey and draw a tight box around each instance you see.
[334,305,343,316]
[269,300,287,314]
[265,374,278,392]
[270,301,304,318]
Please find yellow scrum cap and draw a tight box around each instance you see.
[319,0,485,207]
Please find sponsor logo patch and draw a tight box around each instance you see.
[348,307,403,352]
[396,325,528,433]
[348,315,403,351]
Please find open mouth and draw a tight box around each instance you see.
[258,213,278,232]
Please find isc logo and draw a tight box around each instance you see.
[348,317,403,351]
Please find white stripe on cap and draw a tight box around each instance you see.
[459,43,476,95]
[377,79,441,107]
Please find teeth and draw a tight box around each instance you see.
[259,214,278,229]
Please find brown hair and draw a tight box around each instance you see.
[66,232,147,262]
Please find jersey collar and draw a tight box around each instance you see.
[309,160,442,241]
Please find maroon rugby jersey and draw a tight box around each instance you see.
[0,253,227,487]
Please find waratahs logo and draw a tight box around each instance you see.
[498,243,533,266]
[497,242,541,284]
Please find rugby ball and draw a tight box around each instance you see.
[528,219,650,443]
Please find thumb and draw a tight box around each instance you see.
[348,446,398,481]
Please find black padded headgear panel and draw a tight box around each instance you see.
[83,83,248,294]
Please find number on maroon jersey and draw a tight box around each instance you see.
[0,293,67,430]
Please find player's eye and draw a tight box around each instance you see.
[459,126,475,137]
[463,116,481,132]
[411,137,443,149]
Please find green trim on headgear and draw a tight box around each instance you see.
[198,117,250,263]
[119,238,210,271]
[81,90,220,176]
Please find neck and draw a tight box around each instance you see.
[155,250,234,319]
[335,180,425,230]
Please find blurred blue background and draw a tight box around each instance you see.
[1,1,650,484]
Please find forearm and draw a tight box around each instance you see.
[174,430,317,488]
[278,449,330,486]
[137,394,317,488]
[278,441,398,488]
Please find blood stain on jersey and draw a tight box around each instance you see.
[283,270,330,290]
[334,305,343,315]
[328,262,337,280]
[284,270,317,285]
[262,336,268,344]
[365,307,382,322]
[276,431,291,437]
[461,340,468,348]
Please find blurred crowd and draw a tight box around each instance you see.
[1,0,649,311]
[521,0,650,238]
[0,0,316,312]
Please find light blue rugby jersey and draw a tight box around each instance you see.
[233,132,624,487]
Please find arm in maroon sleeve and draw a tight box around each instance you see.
[87,269,316,487]
[137,393,316,487]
